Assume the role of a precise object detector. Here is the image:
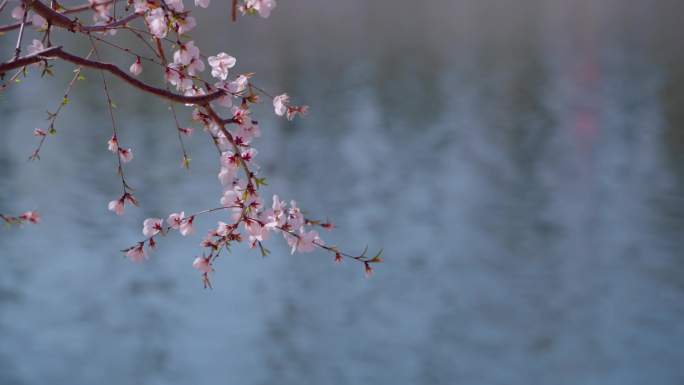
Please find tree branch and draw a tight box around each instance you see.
[60,0,120,13]
[0,0,124,32]
[6,0,141,32]
[0,46,226,105]
[23,0,75,29]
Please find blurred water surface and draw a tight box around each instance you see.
[1,0,683,384]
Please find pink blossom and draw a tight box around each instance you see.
[229,75,249,93]
[108,198,125,216]
[273,195,286,212]
[167,212,185,229]
[142,218,163,237]
[235,122,261,144]
[126,243,146,263]
[166,0,185,12]
[118,148,134,163]
[215,94,233,108]
[174,41,200,66]
[220,151,241,169]
[216,75,248,95]
[216,221,231,237]
[286,230,320,254]
[26,39,44,55]
[124,193,139,207]
[245,0,277,18]
[89,0,112,20]
[19,211,41,224]
[286,105,309,121]
[201,232,217,249]
[192,256,212,273]
[186,57,205,76]
[175,16,197,35]
[273,93,289,116]
[165,65,193,91]
[195,0,211,8]
[33,128,47,137]
[184,86,206,101]
[208,52,236,80]
[220,189,242,207]
[129,57,143,76]
[146,8,167,38]
[180,216,195,236]
[264,194,286,229]
[364,262,373,278]
[218,166,237,186]
[244,218,269,247]
[240,148,257,164]
[245,193,263,211]
[107,135,118,153]
[231,106,251,125]
[287,201,304,230]
[179,127,193,136]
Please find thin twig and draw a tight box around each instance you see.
[30,49,94,160]
[88,35,130,194]
[0,0,9,15]
[13,5,29,60]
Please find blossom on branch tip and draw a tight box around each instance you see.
[129,57,143,76]
[165,65,193,92]
[364,262,373,278]
[244,218,269,247]
[108,193,138,216]
[108,198,125,216]
[234,121,261,145]
[244,0,277,18]
[287,201,304,230]
[118,148,134,163]
[19,211,41,224]
[107,135,118,153]
[273,93,289,116]
[174,41,200,66]
[143,218,164,237]
[186,57,205,76]
[168,212,185,230]
[192,256,212,273]
[175,16,197,35]
[220,188,242,208]
[125,243,146,262]
[146,8,168,38]
[216,221,231,237]
[286,105,309,121]
[208,52,236,80]
[180,216,195,236]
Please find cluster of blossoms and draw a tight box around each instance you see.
[1,0,381,287]
[0,211,41,227]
